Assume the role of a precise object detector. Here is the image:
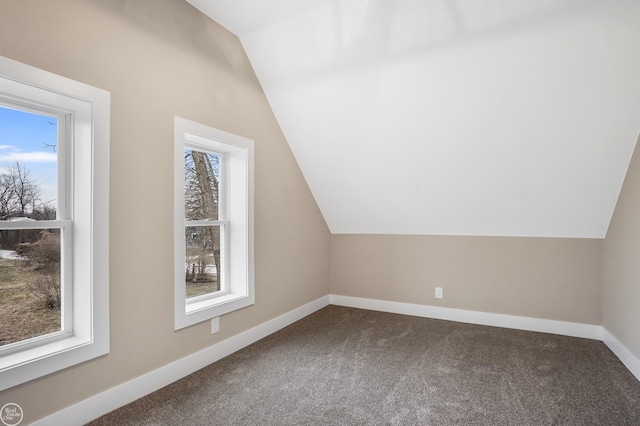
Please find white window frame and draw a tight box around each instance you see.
[174,117,254,330]
[0,56,110,391]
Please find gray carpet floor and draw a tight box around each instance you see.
[89,305,640,425]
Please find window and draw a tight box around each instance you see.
[0,55,109,391]
[174,117,254,330]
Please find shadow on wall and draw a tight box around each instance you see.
[264,0,607,86]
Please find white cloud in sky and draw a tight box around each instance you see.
[0,152,57,162]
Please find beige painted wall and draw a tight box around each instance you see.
[0,0,330,422]
[331,234,602,324]
[603,139,640,359]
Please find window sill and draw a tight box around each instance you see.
[0,333,108,391]
[177,291,254,330]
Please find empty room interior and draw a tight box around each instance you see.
[1,0,640,424]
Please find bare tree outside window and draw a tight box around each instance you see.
[0,163,40,218]
[0,164,60,347]
[184,149,222,298]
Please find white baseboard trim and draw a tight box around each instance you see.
[329,294,603,341]
[602,328,640,382]
[33,295,330,426]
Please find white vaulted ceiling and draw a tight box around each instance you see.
[188,0,640,238]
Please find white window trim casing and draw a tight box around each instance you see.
[0,55,110,391]
[174,116,254,330]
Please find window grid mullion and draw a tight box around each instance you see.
[184,220,228,227]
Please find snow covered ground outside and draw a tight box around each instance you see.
[0,250,22,260]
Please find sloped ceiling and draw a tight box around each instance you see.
[187,0,640,238]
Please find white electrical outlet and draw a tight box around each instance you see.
[211,317,220,334]
[435,287,443,299]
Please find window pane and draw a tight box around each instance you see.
[0,228,61,347]
[0,106,58,219]
[184,148,220,221]
[185,225,221,298]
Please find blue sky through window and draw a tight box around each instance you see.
[0,106,57,208]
